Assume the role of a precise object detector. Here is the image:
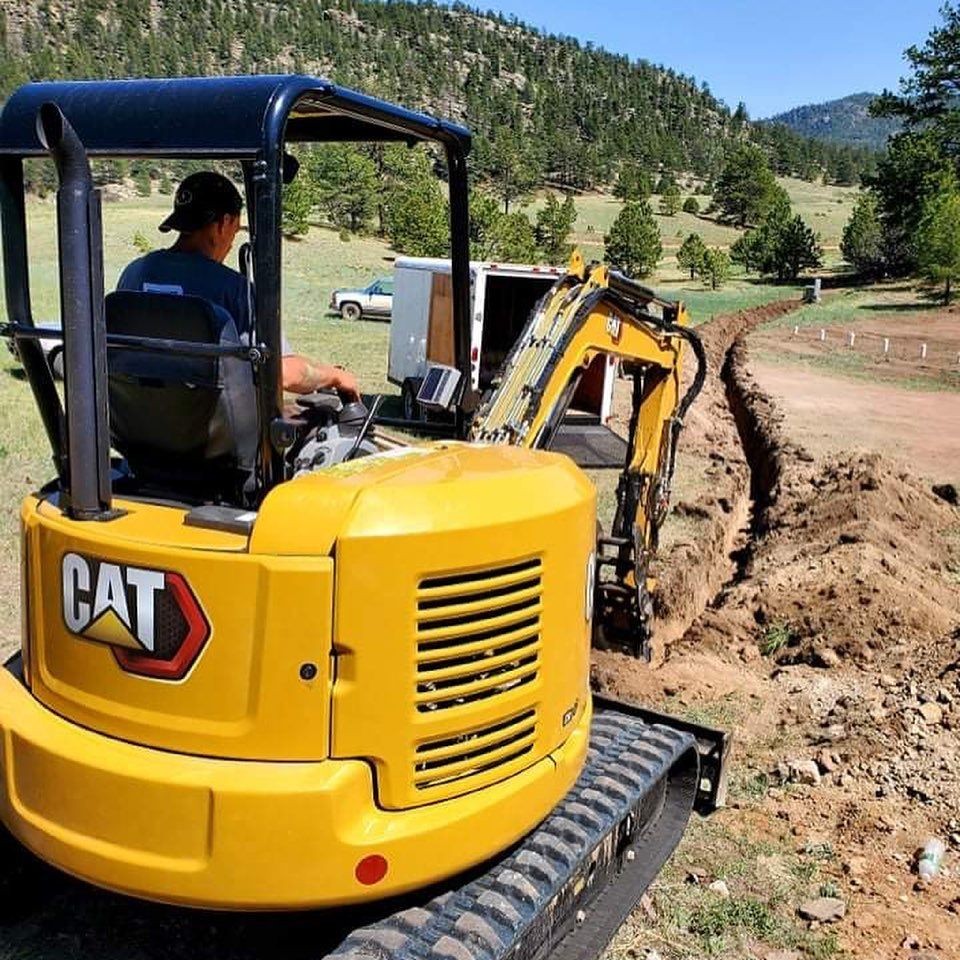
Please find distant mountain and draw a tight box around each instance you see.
[766,93,900,151]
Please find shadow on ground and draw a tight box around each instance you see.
[2,860,408,960]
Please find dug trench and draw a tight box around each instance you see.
[597,300,960,959]
[599,297,802,660]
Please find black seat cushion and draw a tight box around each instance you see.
[105,291,257,499]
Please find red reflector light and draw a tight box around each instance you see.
[471,346,479,361]
[355,854,388,885]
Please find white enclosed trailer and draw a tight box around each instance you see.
[388,257,617,423]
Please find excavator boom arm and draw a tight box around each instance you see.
[471,258,706,657]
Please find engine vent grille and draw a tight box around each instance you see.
[415,558,542,713]
[414,708,538,791]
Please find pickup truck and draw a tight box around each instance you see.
[329,277,394,321]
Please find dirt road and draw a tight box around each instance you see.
[751,361,960,483]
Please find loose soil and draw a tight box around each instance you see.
[597,300,960,959]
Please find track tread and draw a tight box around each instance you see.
[327,710,698,960]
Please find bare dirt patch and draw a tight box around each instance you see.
[751,361,960,484]
[750,306,960,393]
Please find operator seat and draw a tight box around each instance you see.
[104,290,257,502]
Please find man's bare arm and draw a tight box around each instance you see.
[282,355,360,400]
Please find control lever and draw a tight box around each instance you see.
[343,395,384,462]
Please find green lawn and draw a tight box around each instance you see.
[530,175,860,267]
[759,282,939,330]
[1,191,805,380]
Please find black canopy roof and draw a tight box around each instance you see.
[0,74,472,157]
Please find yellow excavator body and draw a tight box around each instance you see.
[4,443,594,907]
[1,77,728,960]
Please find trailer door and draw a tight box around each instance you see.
[479,273,556,389]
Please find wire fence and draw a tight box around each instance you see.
[788,324,960,371]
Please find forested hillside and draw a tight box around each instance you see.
[0,0,874,190]
[767,93,901,150]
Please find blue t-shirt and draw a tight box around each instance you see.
[117,249,292,353]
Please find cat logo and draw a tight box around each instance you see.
[61,552,210,680]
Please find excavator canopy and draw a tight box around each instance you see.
[0,75,472,156]
[0,76,473,496]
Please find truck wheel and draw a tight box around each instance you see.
[401,379,422,421]
[340,302,362,321]
[49,348,64,380]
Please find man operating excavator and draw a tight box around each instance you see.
[118,170,361,400]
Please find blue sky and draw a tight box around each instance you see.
[483,0,945,117]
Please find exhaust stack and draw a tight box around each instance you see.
[36,102,112,519]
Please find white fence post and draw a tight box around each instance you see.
[847,332,856,348]
[793,325,799,336]
[819,328,826,342]
[920,342,928,360]
[883,338,890,355]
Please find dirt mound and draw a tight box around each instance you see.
[708,334,960,670]
[596,301,960,959]
[751,452,960,664]
[645,299,804,642]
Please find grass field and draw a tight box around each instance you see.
[531,175,860,270]
[760,281,942,330]
[2,192,801,358]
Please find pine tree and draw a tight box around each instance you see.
[133,166,151,197]
[487,129,541,213]
[840,193,884,277]
[469,191,506,260]
[385,178,449,257]
[658,182,681,216]
[282,176,314,238]
[916,179,960,303]
[865,130,953,275]
[772,215,823,281]
[534,193,577,264]
[488,210,538,262]
[308,145,378,233]
[713,143,779,227]
[613,162,652,201]
[701,248,730,289]
[676,233,707,279]
[730,230,765,274]
[604,200,662,279]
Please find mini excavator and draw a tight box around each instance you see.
[0,76,728,960]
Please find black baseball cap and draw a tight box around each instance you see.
[159,172,243,233]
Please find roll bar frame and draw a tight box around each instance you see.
[0,75,474,506]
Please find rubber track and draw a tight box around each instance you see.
[327,709,698,960]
